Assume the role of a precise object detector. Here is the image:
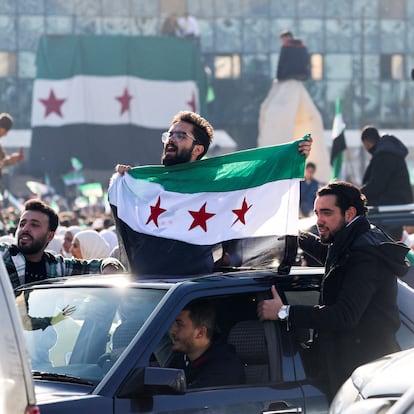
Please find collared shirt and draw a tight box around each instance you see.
[0,243,118,290]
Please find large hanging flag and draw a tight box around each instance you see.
[108,138,307,248]
[330,97,347,180]
[30,35,207,177]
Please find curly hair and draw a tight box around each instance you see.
[171,111,214,159]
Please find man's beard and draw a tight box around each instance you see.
[162,145,194,166]
[318,218,346,244]
[18,235,48,255]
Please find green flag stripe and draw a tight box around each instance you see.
[36,35,203,82]
[331,152,344,180]
[128,138,307,193]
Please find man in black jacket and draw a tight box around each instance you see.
[360,125,413,206]
[257,181,409,401]
[168,299,245,388]
[277,30,310,81]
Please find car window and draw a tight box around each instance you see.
[155,291,281,389]
[16,286,167,384]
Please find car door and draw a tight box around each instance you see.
[0,258,39,414]
[108,280,329,414]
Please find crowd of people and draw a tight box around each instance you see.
[1,25,413,400]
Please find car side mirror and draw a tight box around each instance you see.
[118,367,186,398]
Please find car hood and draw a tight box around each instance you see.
[35,380,93,404]
[351,349,414,398]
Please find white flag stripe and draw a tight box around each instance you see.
[110,174,300,245]
[31,76,198,128]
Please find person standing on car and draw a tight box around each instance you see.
[115,110,313,275]
[360,125,413,206]
[168,298,245,388]
[257,181,409,401]
[1,198,124,290]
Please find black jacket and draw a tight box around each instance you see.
[361,134,413,206]
[277,38,310,81]
[294,216,409,399]
[168,342,245,388]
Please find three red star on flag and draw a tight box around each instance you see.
[39,87,134,118]
[145,197,252,232]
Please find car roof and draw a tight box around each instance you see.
[16,266,326,291]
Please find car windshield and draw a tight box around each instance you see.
[15,285,167,385]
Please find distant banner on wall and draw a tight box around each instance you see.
[30,35,207,177]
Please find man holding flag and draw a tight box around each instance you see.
[110,110,312,277]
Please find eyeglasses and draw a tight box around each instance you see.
[161,130,198,144]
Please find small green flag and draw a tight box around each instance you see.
[62,171,85,186]
[71,157,83,171]
[330,98,347,180]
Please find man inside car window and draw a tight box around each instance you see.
[167,298,245,388]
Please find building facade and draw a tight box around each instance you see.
[1,0,414,153]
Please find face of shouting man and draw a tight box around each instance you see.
[161,121,204,166]
[17,210,54,260]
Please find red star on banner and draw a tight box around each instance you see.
[39,89,66,118]
[146,196,166,227]
[116,88,133,115]
[232,197,252,225]
[188,202,215,232]
[187,91,197,112]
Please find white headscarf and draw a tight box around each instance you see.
[99,229,118,251]
[46,235,63,254]
[67,225,83,237]
[75,230,110,259]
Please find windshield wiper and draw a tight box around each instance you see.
[32,370,94,385]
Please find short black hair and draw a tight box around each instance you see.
[361,125,380,144]
[184,299,216,340]
[171,111,214,159]
[23,199,59,232]
[317,181,368,216]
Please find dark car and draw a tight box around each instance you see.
[15,268,414,414]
